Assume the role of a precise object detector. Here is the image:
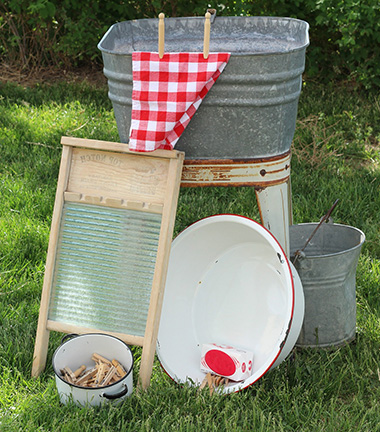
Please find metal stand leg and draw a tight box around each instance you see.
[181,151,292,256]
[255,179,291,257]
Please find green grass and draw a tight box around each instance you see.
[1,79,380,431]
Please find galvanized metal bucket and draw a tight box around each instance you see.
[290,222,365,348]
[98,16,309,160]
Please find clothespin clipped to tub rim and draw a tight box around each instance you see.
[203,11,211,59]
[158,10,216,59]
[158,13,165,59]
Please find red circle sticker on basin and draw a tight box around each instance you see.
[204,349,237,376]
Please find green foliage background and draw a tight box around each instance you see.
[1,0,380,86]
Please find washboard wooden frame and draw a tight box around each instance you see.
[32,136,184,389]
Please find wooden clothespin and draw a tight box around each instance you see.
[203,12,211,59]
[198,373,229,395]
[158,13,165,59]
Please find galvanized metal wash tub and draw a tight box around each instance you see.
[98,15,309,160]
[290,223,365,348]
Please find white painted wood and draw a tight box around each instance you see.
[255,180,291,257]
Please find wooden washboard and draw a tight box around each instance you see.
[32,136,184,389]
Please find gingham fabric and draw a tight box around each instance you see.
[129,51,231,152]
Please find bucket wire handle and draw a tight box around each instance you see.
[292,199,339,264]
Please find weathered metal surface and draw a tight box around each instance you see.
[180,152,292,255]
[180,151,291,187]
[290,223,365,348]
[98,16,309,159]
[98,17,309,255]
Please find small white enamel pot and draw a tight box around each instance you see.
[52,333,134,406]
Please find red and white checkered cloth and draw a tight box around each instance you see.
[129,51,231,152]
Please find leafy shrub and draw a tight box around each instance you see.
[0,0,218,68]
[315,0,380,89]
[0,0,63,68]
[240,0,380,88]
[1,0,380,88]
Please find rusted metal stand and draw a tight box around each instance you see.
[181,151,292,257]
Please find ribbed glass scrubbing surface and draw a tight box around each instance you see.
[48,202,162,337]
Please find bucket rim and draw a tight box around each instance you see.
[97,15,310,56]
[290,222,366,259]
[52,333,134,391]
